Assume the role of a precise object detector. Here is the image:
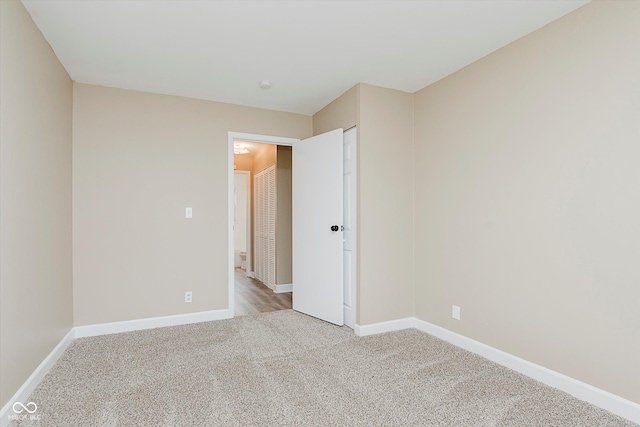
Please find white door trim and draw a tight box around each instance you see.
[228,132,299,317]
[343,127,357,328]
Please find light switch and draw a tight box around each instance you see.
[185,207,193,219]
[452,305,461,320]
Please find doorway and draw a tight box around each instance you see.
[232,141,294,315]
[227,129,357,327]
[228,133,297,318]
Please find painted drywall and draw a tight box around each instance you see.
[413,0,640,404]
[313,85,358,135]
[73,83,312,326]
[0,0,73,408]
[233,153,252,171]
[358,84,414,325]
[276,146,293,285]
[251,143,277,174]
[312,83,414,326]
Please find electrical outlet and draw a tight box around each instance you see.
[185,207,193,219]
[452,305,461,320]
[185,291,192,303]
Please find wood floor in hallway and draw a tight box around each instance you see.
[234,268,292,316]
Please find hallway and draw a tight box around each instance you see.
[234,268,292,316]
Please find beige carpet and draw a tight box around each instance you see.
[11,310,636,426]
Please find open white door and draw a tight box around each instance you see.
[293,128,344,325]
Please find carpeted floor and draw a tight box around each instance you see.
[11,310,636,426]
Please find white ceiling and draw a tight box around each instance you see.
[22,0,589,116]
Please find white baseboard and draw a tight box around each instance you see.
[354,316,640,424]
[5,314,637,425]
[0,329,75,427]
[74,309,232,338]
[246,271,255,278]
[411,318,640,424]
[272,283,292,293]
[1,309,233,426]
[354,317,414,336]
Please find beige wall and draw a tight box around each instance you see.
[251,143,277,174]
[73,83,311,326]
[0,0,73,408]
[3,0,634,410]
[276,146,293,285]
[358,84,414,325]
[233,153,252,172]
[313,85,358,135]
[413,0,640,404]
[312,83,414,325]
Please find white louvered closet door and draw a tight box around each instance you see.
[254,174,257,280]
[255,172,263,282]
[266,167,276,287]
[254,165,276,288]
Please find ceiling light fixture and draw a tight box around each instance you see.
[234,143,249,155]
[260,80,271,90]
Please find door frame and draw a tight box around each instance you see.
[227,130,358,325]
[228,132,299,317]
[342,127,357,328]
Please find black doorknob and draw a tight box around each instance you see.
[330,225,339,232]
